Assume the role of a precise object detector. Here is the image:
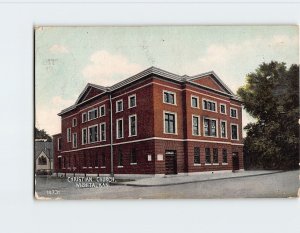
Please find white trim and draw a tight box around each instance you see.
[163,110,178,135]
[203,117,218,138]
[163,90,177,105]
[82,112,87,123]
[100,166,106,168]
[130,163,137,165]
[99,104,105,117]
[192,114,201,136]
[57,137,61,151]
[202,98,217,112]
[191,95,199,108]
[87,107,98,121]
[220,120,227,139]
[99,122,106,142]
[67,128,71,142]
[230,107,238,119]
[230,123,239,140]
[116,99,124,113]
[72,117,77,127]
[128,114,137,137]
[72,133,77,148]
[128,94,137,108]
[117,166,124,168]
[81,128,87,145]
[116,118,124,139]
[220,103,227,115]
[88,124,99,143]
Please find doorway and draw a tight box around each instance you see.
[232,152,239,171]
[165,150,177,175]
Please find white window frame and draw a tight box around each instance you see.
[99,105,105,117]
[230,107,238,119]
[220,120,227,139]
[203,117,218,138]
[72,117,77,127]
[116,99,124,113]
[220,103,227,115]
[99,122,106,142]
[192,114,201,136]
[128,114,137,137]
[116,118,124,139]
[67,128,71,142]
[82,128,87,145]
[128,94,137,109]
[82,112,87,123]
[72,133,77,148]
[163,111,178,135]
[202,98,217,112]
[88,124,99,144]
[191,95,199,108]
[230,123,239,140]
[163,90,177,105]
[88,108,98,121]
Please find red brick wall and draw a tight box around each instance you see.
[191,75,225,92]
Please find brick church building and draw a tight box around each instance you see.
[53,67,244,176]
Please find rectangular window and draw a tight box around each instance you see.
[164,112,176,134]
[130,148,137,164]
[57,138,62,151]
[222,149,228,164]
[100,123,106,141]
[88,108,98,121]
[116,99,123,113]
[99,105,105,117]
[67,128,71,142]
[72,118,77,127]
[203,99,217,112]
[220,120,227,138]
[204,118,217,137]
[213,148,218,164]
[82,128,87,145]
[192,115,200,136]
[82,112,87,123]
[220,104,226,114]
[191,95,199,108]
[194,147,200,164]
[230,107,238,118]
[118,149,123,167]
[231,124,238,140]
[205,148,211,164]
[128,94,137,108]
[116,118,124,139]
[163,91,176,105]
[101,153,106,167]
[72,133,77,148]
[129,115,137,137]
[88,125,98,143]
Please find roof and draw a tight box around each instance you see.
[58,66,239,116]
[35,141,53,160]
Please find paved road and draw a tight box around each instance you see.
[35,170,299,199]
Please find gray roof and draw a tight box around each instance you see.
[35,141,53,160]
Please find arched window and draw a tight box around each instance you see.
[38,156,47,165]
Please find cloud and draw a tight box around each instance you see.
[82,50,143,86]
[49,44,69,54]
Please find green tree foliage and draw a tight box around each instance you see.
[237,61,299,170]
[35,127,52,142]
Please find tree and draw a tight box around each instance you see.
[35,127,52,142]
[237,61,299,170]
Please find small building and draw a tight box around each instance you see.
[35,139,53,174]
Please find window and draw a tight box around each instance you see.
[128,94,137,108]
[163,91,176,105]
[192,115,200,136]
[88,125,98,143]
[82,112,87,123]
[100,123,106,141]
[82,128,87,145]
[116,99,123,113]
[222,149,228,164]
[230,107,238,118]
[99,105,105,117]
[88,108,98,121]
[191,95,199,108]
[57,138,62,151]
[194,147,200,165]
[116,118,124,139]
[72,133,77,148]
[164,112,177,134]
[220,104,226,114]
[213,148,218,164]
[231,124,238,140]
[220,120,227,138]
[203,99,217,112]
[38,156,47,165]
[205,148,211,164]
[130,148,137,164]
[203,118,217,137]
[101,153,106,167]
[67,128,71,142]
[129,114,137,137]
[72,118,77,127]
[118,149,123,167]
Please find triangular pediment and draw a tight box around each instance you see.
[75,83,107,104]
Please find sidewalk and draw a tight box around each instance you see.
[116,170,282,187]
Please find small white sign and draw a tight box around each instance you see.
[157,154,163,161]
[147,154,152,161]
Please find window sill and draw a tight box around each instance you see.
[231,138,239,141]
[163,102,177,106]
[205,163,212,166]
[130,163,137,165]
[128,135,137,138]
[191,106,200,109]
[194,164,201,166]
[116,137,124,140]
[128,106,136,109]
[222,163,228,165]
[230,116,238,119]
[203,109,217,113]
[116,110,124,113]
[95,167,99,168]
[88,167,92,168]
[100,166,106,168]
[163,132,178,135]
[213,163,219,165]
[83,167,87,168]
[117,166,123,168]
[192,134,201,136]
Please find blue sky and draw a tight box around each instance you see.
[35,26,299,136]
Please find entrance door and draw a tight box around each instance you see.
[165,150,177,175]
[232,152,239,171]
[58,157,62,170]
